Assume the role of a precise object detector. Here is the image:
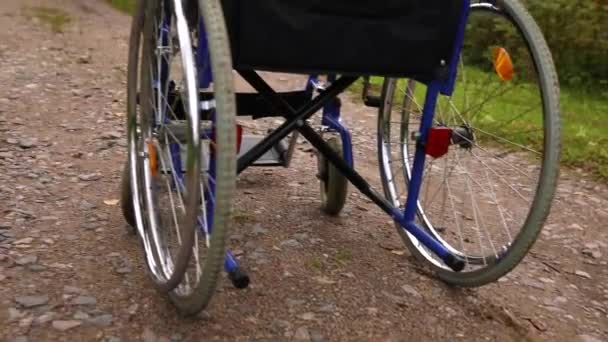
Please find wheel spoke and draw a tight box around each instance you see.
[470,150,531,203]
[474,153,513,243]
[156,142,185,247]
[451,128,536,181]
[199,182,211,247]
[453,151,490,263]
[445,174,469,265]
[470,126,541,155]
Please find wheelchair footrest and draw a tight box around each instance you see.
[155,123,289,169]
[238,134,288,167]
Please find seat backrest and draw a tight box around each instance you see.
[222,0,468,83]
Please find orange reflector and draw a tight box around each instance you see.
[492,47,514,81]
[147,140,158,177]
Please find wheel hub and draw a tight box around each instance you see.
[451,125,474,149]
[424,125,474,158]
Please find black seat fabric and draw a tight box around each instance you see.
[221,0,467,80]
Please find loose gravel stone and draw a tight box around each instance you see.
[19,138,37,148]
[142,327,158,342]
[72,295,97,306]
[270,319,292,333]
[310,331,324,342]
[294,327,311,341]
[35,312,56,325]
[115,266,132,274]
[88,314,113,326]
[73,311,90,320]
[13,238,33,245]
[52,320,82,331]
[81,222,99,230]
[280,239,303,249]
[27,264,46,272]
[577,335,603,342]
[8,307,25,321]
[15,295,49,308]
[575,270,592,279]
[318,303,337,314]
[79,201,97,210]
[100,131,121,140]
[251,224,268,236]
[63,286,84,294]
[401,284,422,299]
[78,173,101,181]
[15,255,37,266]
[299,312,315,321]
[19,316,34,329]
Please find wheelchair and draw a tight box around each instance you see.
[119,0,561,316]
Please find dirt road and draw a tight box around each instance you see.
[0,1,607,341]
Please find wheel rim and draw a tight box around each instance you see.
[168,0,233,298]
[378,2,558,275]
[136,0,201,288]
[127,0,164,282]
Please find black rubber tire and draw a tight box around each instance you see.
[377,0,561,287]
[318,136,348,216]
[120,160,136,233]
[167,0,237,317]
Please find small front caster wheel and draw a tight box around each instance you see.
[317,136,348,216]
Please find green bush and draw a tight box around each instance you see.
[525,0,608,89]
[467,0,608,90]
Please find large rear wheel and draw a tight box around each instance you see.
[378,0,560,286]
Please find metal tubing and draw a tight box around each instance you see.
[403,82,441,222]
[236,71,358,173]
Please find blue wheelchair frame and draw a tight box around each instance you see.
[161,0,472,274]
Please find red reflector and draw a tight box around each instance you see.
[236,124,243,154]
[425,127,452,158]
[211,124,243,154]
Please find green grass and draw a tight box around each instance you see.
[560,90,608,178]
[231,210,255,223]
[27,6,71,33]
[335,248,353,265]
[106,0,136,14]
[356,67,608,180]
[307,257,325,272]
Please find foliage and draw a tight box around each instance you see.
[525,0,608,89]
[467,0,608,90]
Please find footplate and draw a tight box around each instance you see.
[159,134,290,172]
[238,134,289,167]
[157,121,291,171]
